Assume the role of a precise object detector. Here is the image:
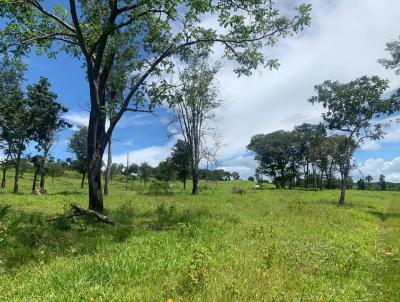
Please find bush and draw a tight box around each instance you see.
[147,180,172,195]
[231,186,246,195]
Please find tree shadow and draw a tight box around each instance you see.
[48,190,85,196]
[0,203,210,271]
[368,210,400,222]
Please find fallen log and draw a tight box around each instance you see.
[47,204,116,225]
[69,204,116,225]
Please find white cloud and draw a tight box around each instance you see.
[64,111,110,130]
[113,141,175,167]
[212,0,400,161]
[357,157,400,183]
[217,155,258,179]
[116,113,157,128]
[64,111,89,127]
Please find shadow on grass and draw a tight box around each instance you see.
[368,210,400,222]
[48,190,85,196]
[0,203,209,271]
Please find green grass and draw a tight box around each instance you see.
[0,172,400,301]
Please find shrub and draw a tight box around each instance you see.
[231,186,246,195]
[147,180,172,195]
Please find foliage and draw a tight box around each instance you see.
[0,0,311,210]
[170,139,191,188]
[231,186,246,195]
[309,76,400,204]
[147,180,172,195]
[155,159,176,182]
[68,126,88,175]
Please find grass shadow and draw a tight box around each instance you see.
[0,203,210,271]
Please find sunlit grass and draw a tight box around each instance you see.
[0,172,399,301]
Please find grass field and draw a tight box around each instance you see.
[0,172,400,301]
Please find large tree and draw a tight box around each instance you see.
[1,0,311,211]
[308,76,400,205]
[247,130,297,188]
[169,55,221,194]
[27,77,70,193]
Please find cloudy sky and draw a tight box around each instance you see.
[18,0,400,181]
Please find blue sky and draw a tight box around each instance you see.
[5,0,400,181]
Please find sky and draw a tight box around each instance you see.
[10,0,400,182]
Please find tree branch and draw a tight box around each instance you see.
[26,0,76,33]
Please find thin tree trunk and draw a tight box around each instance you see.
[104,136,112,196]
[1,167,6,188]
[312,164,317,192]
[183,177,186,190]
[39,146,50,192]
[13,151,21,193]
[81,172,86,189]
[32,168,39,193]
[192,167,199,195]
[339,173,347,206]
[305,162,309,189]
[320,171,324,191]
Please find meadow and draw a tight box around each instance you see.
[0,172,399,301]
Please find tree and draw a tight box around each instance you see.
[139,162,152,188]
[379,174,386,191]
[1,0,311,211]
[170,139,191,190]
[248,131,297,189]
[365,175,373,188]
[231,172,240,180]
[169,55,222,194]
[31,155,44,193]
[155,159,176,182]
[27,77,70,193]
[68,126,89,188]
[357,178,366,190]
[0,155,11,188]
[378,36,400,74]
[293,123,326,191]
[0,55,33,193]
[308,76,400,205]
[46,160,65,182]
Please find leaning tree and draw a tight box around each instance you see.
[308,76,400,206]
[1,0,311,211]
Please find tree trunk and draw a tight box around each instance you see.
[192,168,199,195]
[339,159,350,206]
[339,173,347,206]
[183,177,186,190]
[13,152,21,193]
[87,104,106,212]
[1,166,6,188]
[104,136,112,196]
[88,151,104,212]
[32,168,39,193]
[39,146,50,192]
[312,164,317,192]
[320,171,324,191]
[81,172,86,189]
[305,162,309,189]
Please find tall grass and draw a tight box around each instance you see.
[0,172,399,301]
